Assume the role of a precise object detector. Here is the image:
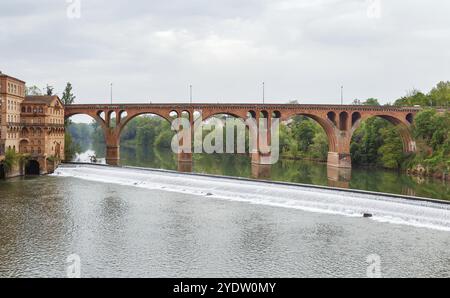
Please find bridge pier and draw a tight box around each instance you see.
[327,127,352,168]
[106,144,120,166]
[327,152,352,168]
[251,112,277,165]
[251,152,274,165]
[178,152,192,163]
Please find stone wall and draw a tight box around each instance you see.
[2,162,25,179]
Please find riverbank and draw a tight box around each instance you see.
[0,158,59,179]
[406,164,450,181]
[275,154,450,182]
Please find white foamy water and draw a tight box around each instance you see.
[72,150,106,164]
[53,164,450,232]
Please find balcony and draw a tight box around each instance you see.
[7,122,65,129]
[22,122,65,128]
[6,122,22,128]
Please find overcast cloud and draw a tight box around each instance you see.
[1,0,449,105]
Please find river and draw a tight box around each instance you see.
[1,145,450,277]
[0,164,449,277]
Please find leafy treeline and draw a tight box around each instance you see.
[279,116,329,161]
[349,82,450,176]
[120,116,174,148]
[393,81,450,177]
[350,98,405,169]
[394,81,450,107]
[407,109,450,177]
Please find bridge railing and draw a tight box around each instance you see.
[63,103,425,111]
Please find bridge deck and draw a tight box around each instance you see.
[65,103,422,112]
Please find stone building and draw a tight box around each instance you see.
[0,72,65,178]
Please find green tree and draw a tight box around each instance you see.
[429,81,450,107]
[310,131,329,161]
[136,126,156,146]
[26,85,42,96]
[395,89,430,106]
[2,148,18,173]
[378,127,404,169]
[64,133,80,161]
[61,82,81,160]
[351,117,391,166]
[413,109,439,143]
[155,130,174,148]
[61,82,76,105]
[363,98,380,106]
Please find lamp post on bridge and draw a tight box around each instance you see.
[189,84,192,104]
[262,82,265,104]
[110,83,113,104]
[341,85,344,105]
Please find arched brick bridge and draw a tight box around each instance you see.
[64,103,420,168]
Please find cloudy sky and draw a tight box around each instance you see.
[1,0,449,105]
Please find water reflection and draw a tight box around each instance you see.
[80,144,450,200]
[178,162,193,173]
[327,167,351,189]
[251,164,271,179]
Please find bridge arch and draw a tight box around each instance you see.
[64,113,106,162]
[118,111,172,136]
[354,113,416,153]
[108,111,117,128]
[273,112,338,164]
[202,111,247,122]
[352,112,361,126]
[65,110,108,132]
[339,112,349,130]
[280,112,338,153]
[406,113,414,124]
